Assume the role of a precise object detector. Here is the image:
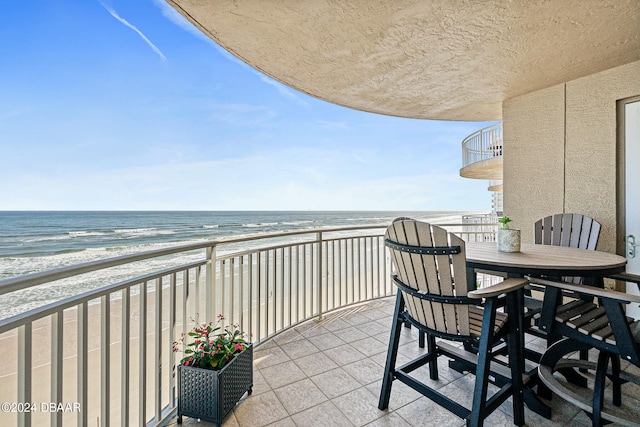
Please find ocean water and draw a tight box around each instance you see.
[0,210,477,318]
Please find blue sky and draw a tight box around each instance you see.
[0,1,495,211]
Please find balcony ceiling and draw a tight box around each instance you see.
[167,0,640,122]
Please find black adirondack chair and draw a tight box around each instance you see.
[531,276,640,426]
[379,219,527,427]
[527,214,602,338]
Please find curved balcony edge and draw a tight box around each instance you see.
[461,122,503,172]
[459,156,503,180]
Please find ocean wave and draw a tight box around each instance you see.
[345,216,393,222]
[19,227,174,243]
[8,248,88,258]
[416,213,464,224]
[24,235,72,243]
[68,231,107,237]
[281,220,314,226]
[23,232,101,243]
[202,223,242,229]
[112,227,159,234]
[243,222,279,227]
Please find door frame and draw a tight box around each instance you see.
[616,95,640,284]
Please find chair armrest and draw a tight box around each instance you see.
[609,272,640,284]
[468,278,528,299]
[526,276,640,304]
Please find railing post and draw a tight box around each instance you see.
[17,323,32,427]
[317,231,323,320]
[154,277,162,422]
[51,311,63,427]
[121,288,130,427]
[206,245,217,322]
[77,303,88,427]
[100,295,110,427]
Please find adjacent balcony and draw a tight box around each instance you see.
[460,123,503,180]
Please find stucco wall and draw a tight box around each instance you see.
[503,84,565,237]
[503,60,640,253]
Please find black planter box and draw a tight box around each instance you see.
[177,343,253,426]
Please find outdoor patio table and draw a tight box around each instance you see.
[461,242,627,419]
[465,242,627,288]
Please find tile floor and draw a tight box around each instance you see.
[167,297,639,427]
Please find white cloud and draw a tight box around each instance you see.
[257,75,308,106]
[2,153,489,211]
[153,0,218,47]
[101,2,167,61]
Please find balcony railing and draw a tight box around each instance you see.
[0,223,497,427]
[461,123,503,169]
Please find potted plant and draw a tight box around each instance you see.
[174,315,253,426]
[497,216,521,252]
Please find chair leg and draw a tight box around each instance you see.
[468,298,498,427]
[536,382,553,401]
[379,292,405,410]
[419,331,425,348]
[579,348,589,374]
[427,334,438,380]
[506,291,525,427]
[610,354,621,407]
[592,351,610,427]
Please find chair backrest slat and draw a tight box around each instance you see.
[403,221,431,292]
[406,221,440,330]
[588,221,601,251]
[534,220,543,244]
[578,216,593,249]
[448,231,469,335]
[569,214,583,248]
[387,221,429,328]
[550,214,561,245]
[544,215,554,245]
[432,226,453,295]
[431,225,461,334]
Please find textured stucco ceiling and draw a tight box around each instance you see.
[167,0,640,121]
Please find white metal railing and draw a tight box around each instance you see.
[461,123,503,168]
[462,212,499,225]
[0,223,498,427]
